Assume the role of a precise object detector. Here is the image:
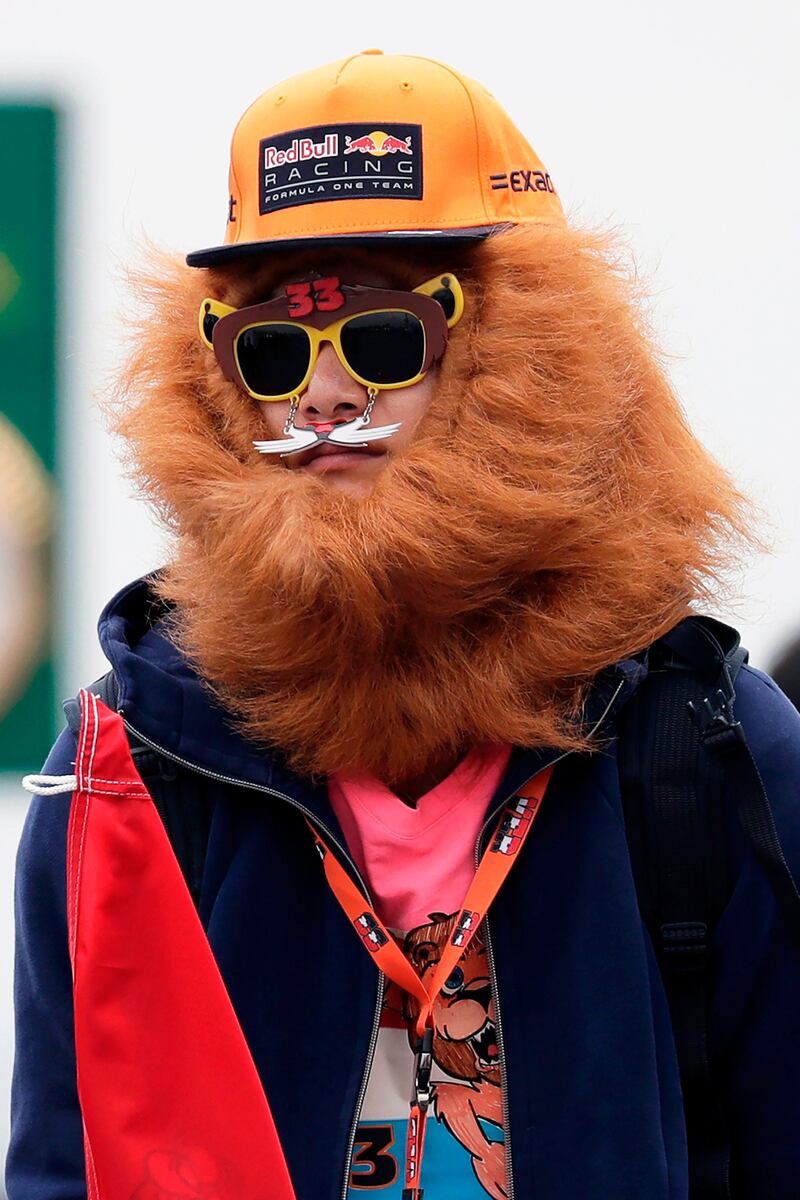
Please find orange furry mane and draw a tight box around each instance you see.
[105,223,762,787]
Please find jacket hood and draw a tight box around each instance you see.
[95,569,651,806]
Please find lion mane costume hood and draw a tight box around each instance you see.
[108,223,759,788]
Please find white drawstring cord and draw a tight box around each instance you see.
[21,773,78,795]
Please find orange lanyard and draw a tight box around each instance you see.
[306,764,554,1199]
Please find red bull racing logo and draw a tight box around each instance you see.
[258,122,423,215]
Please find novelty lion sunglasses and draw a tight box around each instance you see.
[198,272,464,402]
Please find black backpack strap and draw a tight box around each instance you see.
[63,668,120,733]
[63,671,212,912]
[619,615,745,1199]
[621,613,800,1197]
[684,684,800,949]
[661,616,800,940]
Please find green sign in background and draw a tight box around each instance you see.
[0,105,58,771]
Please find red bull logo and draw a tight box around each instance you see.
[259,122,422,215]
[263,133,339,169]
[345,130,414,156]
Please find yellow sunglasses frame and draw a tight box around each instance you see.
[197,273,464,403]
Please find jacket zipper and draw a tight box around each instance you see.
[124,674,624,1200]
[473,677,626,1200]
[338,982,383,1200]
[118,714,384,1200]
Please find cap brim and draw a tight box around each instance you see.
[185,224,513,268]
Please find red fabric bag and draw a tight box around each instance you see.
[66,687,296,1200]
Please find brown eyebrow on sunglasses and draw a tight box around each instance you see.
[197,273,465,403]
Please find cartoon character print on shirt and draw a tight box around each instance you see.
[402,912,506,1200]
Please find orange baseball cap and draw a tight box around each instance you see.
[186,50,566,267]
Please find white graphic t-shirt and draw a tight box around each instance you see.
[328,743,513,1200]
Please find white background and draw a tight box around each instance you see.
[5,3,800,697]
[1,0,798,1186]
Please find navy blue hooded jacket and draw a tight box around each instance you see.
[7,572,800,1200]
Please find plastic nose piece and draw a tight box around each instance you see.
[307,421,337,433]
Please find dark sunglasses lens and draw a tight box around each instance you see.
[340,311,425,385]
[235,324,311,397]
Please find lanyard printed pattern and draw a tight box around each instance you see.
[307,765,554,1199]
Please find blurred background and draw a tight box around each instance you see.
[0,1,798,1188]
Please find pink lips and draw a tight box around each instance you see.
[300,445,385,473]
[293,422,387,472]
[308,442,368,459]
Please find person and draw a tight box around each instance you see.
[7,49,800,1200]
